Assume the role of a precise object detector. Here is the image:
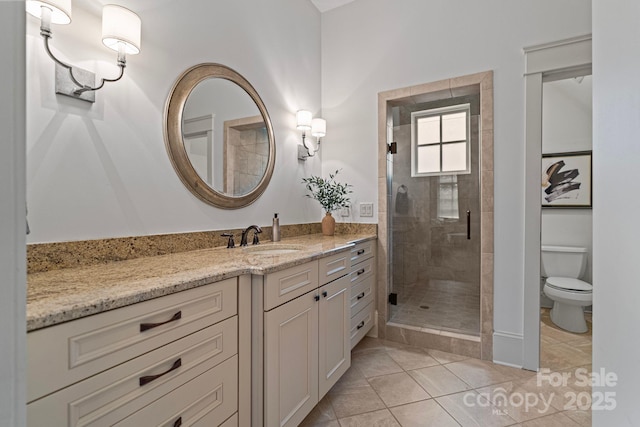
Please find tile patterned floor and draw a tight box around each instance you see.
[388,279,480,336]
[301,311,592,427]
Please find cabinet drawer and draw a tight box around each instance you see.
[115,355,238,427]
[264,261,319,311]
[350,275,374,317]
[349,256,374,286]
[350,240,375,265]
[319,250,351,285]
[28,278,237,402]
[28,316,238,427]
[350,302,374,350]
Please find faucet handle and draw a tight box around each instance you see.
[221,233,235,249]
[252,233,260,245]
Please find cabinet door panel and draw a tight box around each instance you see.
[318,275,351,398]
[265,293,318,427]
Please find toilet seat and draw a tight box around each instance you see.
[546,277,592,293]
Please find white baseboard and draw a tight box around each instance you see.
[493,330,523,368]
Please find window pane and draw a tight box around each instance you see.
[417,145,440,173]
[442,112,466,142]
[438,176,459,219]
[417,116,440,145]
[442,142,467,172]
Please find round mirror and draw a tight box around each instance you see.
[164,63,275,209]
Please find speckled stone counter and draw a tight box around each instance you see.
[27,233,376,332]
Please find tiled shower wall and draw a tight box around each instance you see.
[226,121,269,196]
[391,97,481,303]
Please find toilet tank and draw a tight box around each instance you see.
[541,245,588,278]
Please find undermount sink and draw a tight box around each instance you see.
[243,244,305,255]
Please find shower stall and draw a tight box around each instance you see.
[386,93,482,337]
[378,72,493,359]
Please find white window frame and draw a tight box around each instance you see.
[411,103,471,177]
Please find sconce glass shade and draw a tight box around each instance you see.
[26,0,72,24]
[311,118,326,137]
[102,5,141,55]
[296,110,313,130]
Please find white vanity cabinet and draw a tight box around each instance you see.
[349,240,376,349]
[259,251,351,427]
[27,276,250,427]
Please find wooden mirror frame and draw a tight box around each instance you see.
[164,63,275,209]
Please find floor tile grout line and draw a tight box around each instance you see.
[367,343,525,427]
[312,326,591,426]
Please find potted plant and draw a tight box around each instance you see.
[302,170,352,236]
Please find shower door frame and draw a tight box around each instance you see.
[377,71,494,360]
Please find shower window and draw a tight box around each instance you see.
[411,104,471,177]
[437,175,459,219]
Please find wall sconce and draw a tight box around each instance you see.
[297,110,326,160]
[26,0,141,103]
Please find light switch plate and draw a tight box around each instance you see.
[359,202,373,217]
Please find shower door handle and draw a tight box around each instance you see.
[466,210,471,240]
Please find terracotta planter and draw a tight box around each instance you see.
[321,212,336,236]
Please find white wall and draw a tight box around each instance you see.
[542,77,593,284]
[592,0,640,424]
[0,2,26,426]
[321,0,591,365]
[26,0,323,243]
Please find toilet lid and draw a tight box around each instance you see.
[546,277,592,292]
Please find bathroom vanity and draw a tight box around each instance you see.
[253,251,352,427]
[28,277,245,426]
[26,233,376,427]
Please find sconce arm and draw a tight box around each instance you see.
[42,35,126,95]
[301,132,321,157]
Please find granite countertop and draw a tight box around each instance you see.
[27,233,376,332]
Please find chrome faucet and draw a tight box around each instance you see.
[240,225,262,246]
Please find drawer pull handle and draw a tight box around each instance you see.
[140,311,182,332]
[357,321,365,330]
[173,417,182,427]
[322,290,328,298]
[356,268,365,276]
[357,249,365,255]
[139,358,182,386]
[314,294,320,302]
[357,292,365,300]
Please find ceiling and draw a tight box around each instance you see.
[77,0,355,14]
[310,0,356,13]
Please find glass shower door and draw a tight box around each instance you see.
[388,97,481,336]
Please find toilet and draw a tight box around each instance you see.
[541,245,592,333]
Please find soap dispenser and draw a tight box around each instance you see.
[272,213,281,242]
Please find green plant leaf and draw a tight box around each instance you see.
[301,169,352,213]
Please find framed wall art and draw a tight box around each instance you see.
[541,151,592,208]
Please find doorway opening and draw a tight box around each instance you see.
[523,34,592,371]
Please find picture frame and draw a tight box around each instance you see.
[541,151,592,208]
